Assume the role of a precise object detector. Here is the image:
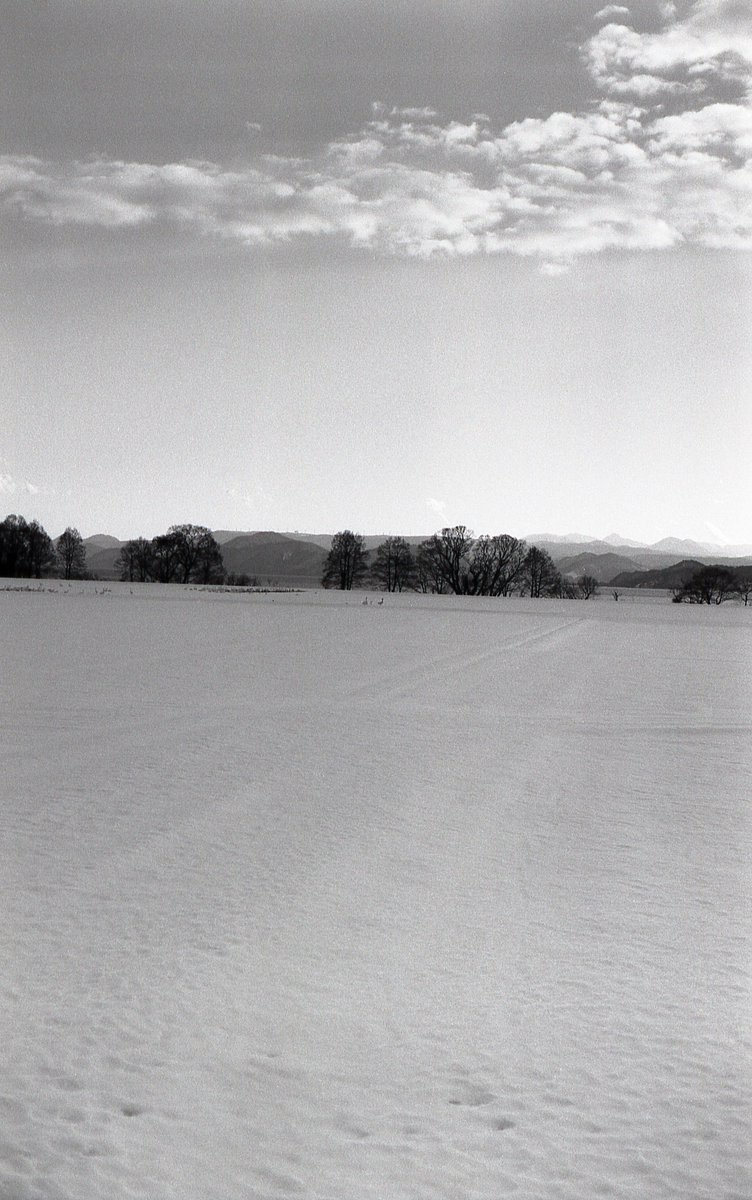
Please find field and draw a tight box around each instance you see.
[1,583,750,1200]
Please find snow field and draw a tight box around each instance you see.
[1,585,750,1199]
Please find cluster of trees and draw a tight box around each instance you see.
[115,525,225,584]
[0,516,226,585]
[322,527,600,599]
[0,514,86,579]
[0,514,55,578]
[672,565,751,606]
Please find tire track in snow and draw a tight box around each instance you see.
[343,616,587,705]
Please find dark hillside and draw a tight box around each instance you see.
[557,552,642,582]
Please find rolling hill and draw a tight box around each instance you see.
[556,552,643,583]
[220,533,327,586]
[610,560,708,589]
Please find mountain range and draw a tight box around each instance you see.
[80,530,752,587]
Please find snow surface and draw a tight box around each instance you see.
[1,583,750,1200]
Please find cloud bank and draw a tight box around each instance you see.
[1,0,750,265]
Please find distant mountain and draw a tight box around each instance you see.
[85,544,123,578]
[524,532,595,545]
[221,533,327,586]
[211,529,280,546]
[611,559,707,589]
[276,532,432,552]
[612,557,752,587]
[602,532,647,548]
[84,534,122,550]
[557,552,642,583]
[646,537,752,557]
[649,536,718,556]
[536,537,637,561]
[533,537,752,570]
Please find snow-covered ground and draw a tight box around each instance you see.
[1,583,750,1200]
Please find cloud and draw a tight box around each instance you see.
[227,481,271,509]
[0,470,46,499]
[1,2,750,264]
[594,6,631,22]
[426,498,449,524]
[584,0,752,102]
[704,519,730,543]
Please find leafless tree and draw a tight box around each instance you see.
[168,525,223,584]
[322,530,369,590]
[415,537,447,593]
[736,573,752,606]
[577,574,599,599]
[56,527,87,580]
[467,533,527,596]
[523,545,561,597]
[370,536,416,592]
[150,531,181,582]
[115,537,154,582]
[673,565,738,605]
[0,515,55,578]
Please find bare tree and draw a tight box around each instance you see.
[673,565,739,605]
[322,530,369,590]
[523,545,561,598]
[467,533,527,596]
[56,527,87,580]
[577,574,599,599]
[553,576,578,598]
[370,536,416,592]
[193,535,226,584]
[436,525,475,593]
[150,531,181,582]
[26,520,55,578]
[168,525,223,584]
[115,537,154,582]
[415,536,447,593]
[0,515,55,578]
[0,514,31,577]
[464,535,496,595]
[736,572,752,606]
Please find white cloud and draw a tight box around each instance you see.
[389,106,439,121]
[0,472,16,495]
[584,0,752,101]
[426,498,448,520]
[1,2,750,265]
[704,519,730,543]
[594,6,631,22]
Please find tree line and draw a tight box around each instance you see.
[322,528,601,598]
[114,526,225,584]
[671,565,751,606]
[2,513,749,602]
[322,528,751,602]
[0,516,226,584]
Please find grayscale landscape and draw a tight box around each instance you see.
[1,582,750,1199]
[3,0,751,1196]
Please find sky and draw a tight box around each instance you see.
[1,0,750,544]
